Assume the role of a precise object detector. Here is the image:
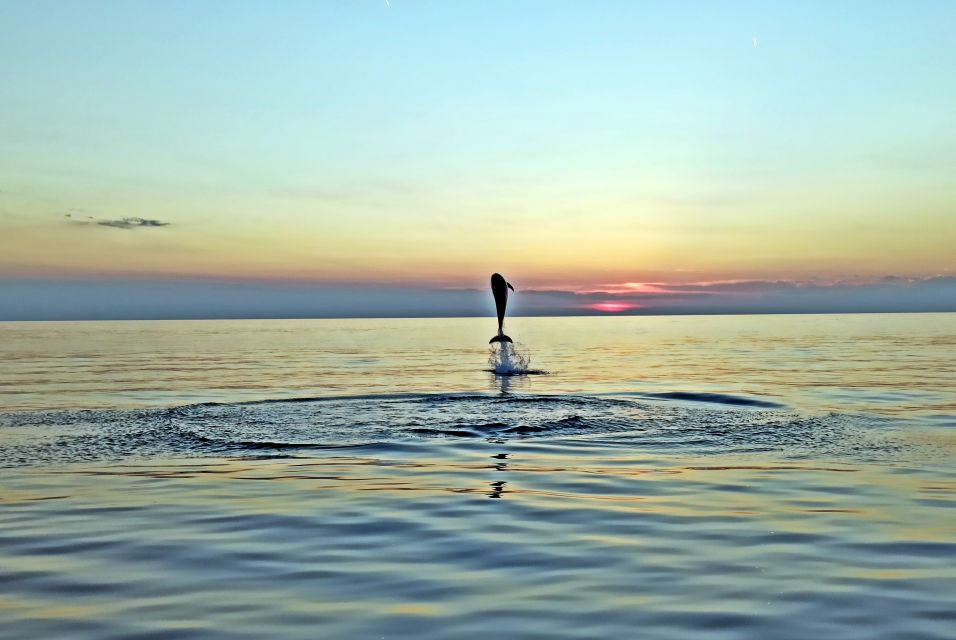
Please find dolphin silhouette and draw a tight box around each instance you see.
[489,273,515,344]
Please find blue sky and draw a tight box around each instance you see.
[1,1,954,318]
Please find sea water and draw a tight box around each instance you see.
[1,314,954,639]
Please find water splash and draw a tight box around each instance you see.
[488,341,533,375]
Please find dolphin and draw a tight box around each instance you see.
[489,273,515,344]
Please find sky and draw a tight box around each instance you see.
[1,1,954,319]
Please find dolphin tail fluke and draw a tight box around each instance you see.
[489,334,513,344]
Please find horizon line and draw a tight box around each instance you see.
[4,309,955,323]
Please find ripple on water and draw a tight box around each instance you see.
[0,392,916,467]
[2,446,954,639]
[1,391,954,639]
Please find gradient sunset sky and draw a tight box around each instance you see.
[1,1,954,318]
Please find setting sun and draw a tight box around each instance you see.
[588,301,639,313]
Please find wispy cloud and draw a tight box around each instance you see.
[65,214,170,230]
[97,217,170,229]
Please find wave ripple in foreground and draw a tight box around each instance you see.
[0,392,913,467]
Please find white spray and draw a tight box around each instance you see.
[488,341,531,375]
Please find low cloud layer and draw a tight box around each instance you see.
[0,275,954,321]
[511,276,956,315]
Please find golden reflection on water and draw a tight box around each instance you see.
[2,314,954,413]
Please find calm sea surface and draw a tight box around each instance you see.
[1,314,954,639]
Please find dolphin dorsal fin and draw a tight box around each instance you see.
[507,282,515,292]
